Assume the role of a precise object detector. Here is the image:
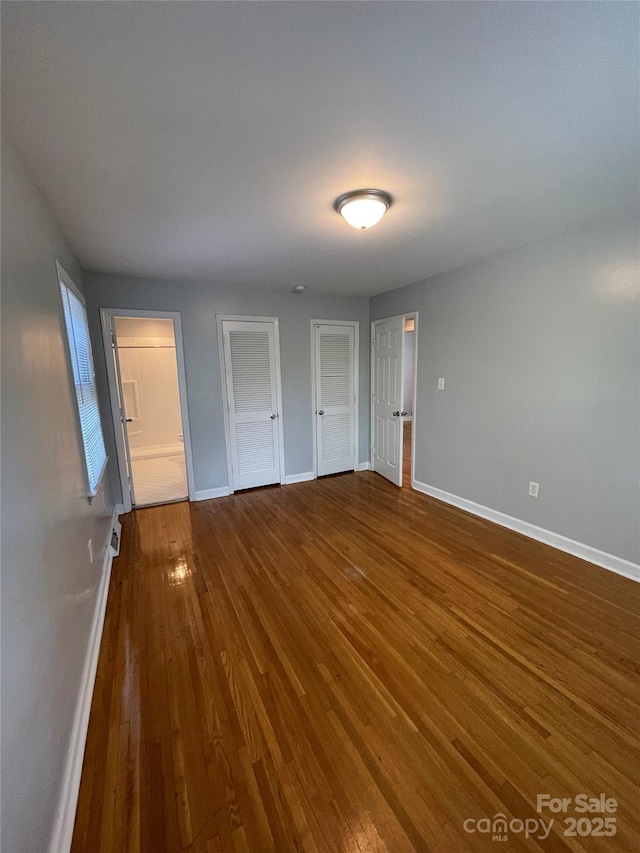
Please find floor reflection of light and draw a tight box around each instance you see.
[342,812,384,851]
[167,557,192,586]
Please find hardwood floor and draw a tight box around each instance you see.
[72,472,640,852]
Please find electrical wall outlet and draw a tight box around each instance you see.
[437,377,445,390]
[87,539,94,563]
[528,481,539,498]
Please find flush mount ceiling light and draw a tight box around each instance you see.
[292,284,307,294]
[334,188,392,230]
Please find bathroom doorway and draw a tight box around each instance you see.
[103,311,195,509]
[402,316,416,488]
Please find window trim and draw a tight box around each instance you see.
[56,261,108,500]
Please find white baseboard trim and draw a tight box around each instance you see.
[284,471,315,485]
[194,486,231,501]
[115,503,126,516]
[412,481,640,583]
[49,508,119,853]
[357,461,370,472]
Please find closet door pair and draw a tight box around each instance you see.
[220,317,358,491]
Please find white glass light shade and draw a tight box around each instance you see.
[340,197,387,229]
[334,189,392,230]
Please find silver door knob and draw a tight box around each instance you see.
[270,413,277,419]
[392,411,400,417]
[317,410,324,415]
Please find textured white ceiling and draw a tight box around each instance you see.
[2,1,638,295]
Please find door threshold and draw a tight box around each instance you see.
[317,470,356,479]
[133,497,189,510]
[232,483,281,494]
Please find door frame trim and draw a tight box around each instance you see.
[370,312,419,488]
[310,319,360,478]
[216,314,286,494]
[100,308,196,512]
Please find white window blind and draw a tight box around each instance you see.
[58,267,107,497]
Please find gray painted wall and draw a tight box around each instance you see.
[84,273,370,502]
[1,137,114,851]
[372,217,640,565]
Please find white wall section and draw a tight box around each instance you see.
[1,136,115,852]
[114,317,183,452]
[371,217,640,566]
[85,273,370,502]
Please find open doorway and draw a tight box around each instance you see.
[102,311,195,510]
[371,312,417,488]
[402,316,416,488]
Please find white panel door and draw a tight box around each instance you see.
[373,316,404,486]
[109,316,136,506]
[221,319,282,490]
[314,324,357,476]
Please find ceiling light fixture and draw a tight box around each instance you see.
[292,284,307,294]
[334,188,392,230]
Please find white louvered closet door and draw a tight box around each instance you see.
[314,324,357,476]
[221,320,282,490]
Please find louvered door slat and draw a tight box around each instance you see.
[314,324,357,476]
[222,319,282,490]
[235,422,275,472]
[229,331,274,412]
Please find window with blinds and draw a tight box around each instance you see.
[58,265,107,498]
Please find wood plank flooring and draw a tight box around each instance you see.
[72,471,640,852]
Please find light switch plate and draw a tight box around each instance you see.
[438,378,445,390]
